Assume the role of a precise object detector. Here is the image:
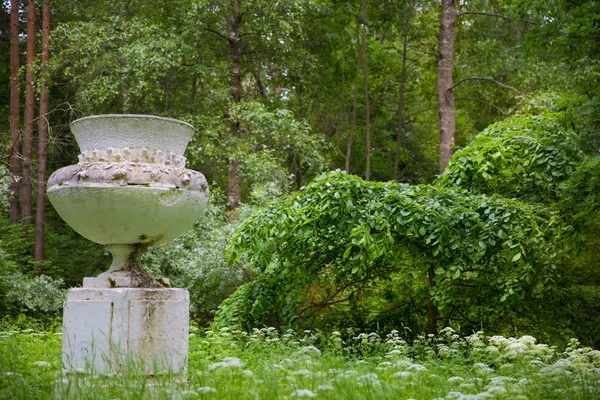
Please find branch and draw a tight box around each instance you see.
[205,28,232,43]
[457,11,536,25]
[456,96,507,114]
[452,77,523,95]
[252,68,269,98]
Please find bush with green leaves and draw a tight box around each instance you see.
[437,114,582,204]
[216,171,557,332]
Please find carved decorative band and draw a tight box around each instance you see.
[78,147,187,168]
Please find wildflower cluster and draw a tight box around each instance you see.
[1,326,600,399]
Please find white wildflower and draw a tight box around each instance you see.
[489,376,515,385]
[33,361,51,368]
[386,349,404,357]
[447,376,464,383]
[279,358,295,367]
[317,384,334,391]
[391,371,411,378]
[407,364,427,372]
[358,373,379,384]
[196,386,217,393]
[301,345,321,357]
[517,335,536,345]
[377,361,393,369]
[181,390,199,399]
[290,389,316,398]
[242,369,254,377]
[395,359,414,369]
[208,357,245,370]
[486,386,507,395]
[505,342,527,353]
[292,369,313,377]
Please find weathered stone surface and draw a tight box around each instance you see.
[47,114,209,276]
[62,288,189,376]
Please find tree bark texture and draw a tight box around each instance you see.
[35,0,51,262]
[9,0,21,223]
[345,26,361,174]
[22,0,37,225]
[393,33,408,181]
[360,0,371,181]
[436,0,457,174]
[227,0,243,211]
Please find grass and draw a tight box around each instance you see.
[1,326,599,399]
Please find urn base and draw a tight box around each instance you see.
[61,287,189,377]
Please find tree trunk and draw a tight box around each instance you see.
[393,33,408,181]
[272,66,282,97]
[35,0,51,262]
[427,265,438,335]
[345,26,361,174]
[436,0,457,174]
[9,0,21,223]
[22,0,37,225]
[227,0,243,211]
[360,0,371,181]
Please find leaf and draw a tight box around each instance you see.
[512,252,521,262]
[343,246,352,259]
[419,226,426,236]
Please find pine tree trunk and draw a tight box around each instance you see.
[345,26,361,174]
[360,0,371,181]
[9,0,21,223]
[22,0,37,225]
[227,0,243,211]
[436,0,457,174]
[34,0,51,262]
[393,33,408,181]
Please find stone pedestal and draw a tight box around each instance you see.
[62,288,189,376]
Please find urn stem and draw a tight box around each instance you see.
[102,244,133,275]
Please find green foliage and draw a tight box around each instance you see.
[217,171,555,330]
[2,327,600,399]
[186,102,330,204]
[437,114,582,203]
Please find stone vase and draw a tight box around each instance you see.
[48,115,208,377]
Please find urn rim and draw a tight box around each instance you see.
[71,114,195,131]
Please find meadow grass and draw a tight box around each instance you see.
[1,325,599,399]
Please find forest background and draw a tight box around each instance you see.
[1,0,599,347]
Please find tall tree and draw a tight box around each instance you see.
[392,32,408,181]
[34,0,51,262]
[345,26,361,174]
[9,0,20,223]
[360,0,372,181]
[21,0,36,225]
[436,0,457,174]
[226,0,243,211]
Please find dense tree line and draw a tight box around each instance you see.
[0,0,599,343]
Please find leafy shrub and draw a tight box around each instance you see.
[216,171,557,331]
[437,114,582,203]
